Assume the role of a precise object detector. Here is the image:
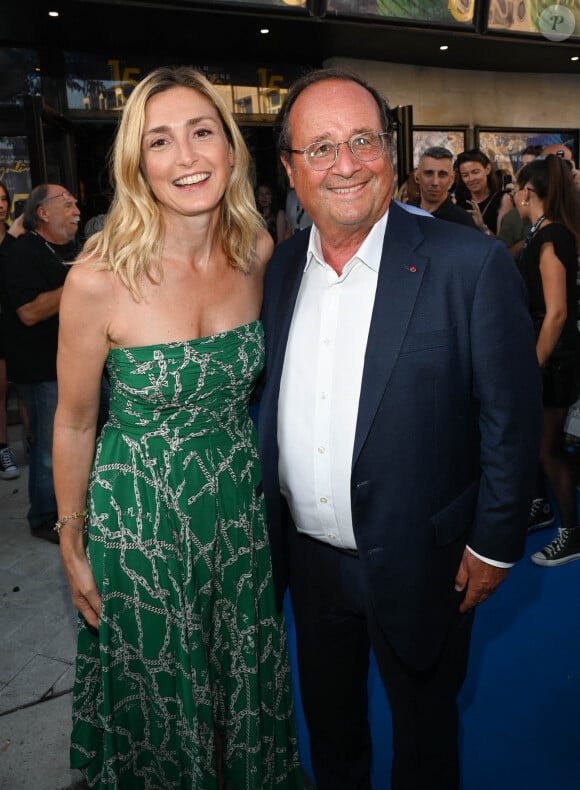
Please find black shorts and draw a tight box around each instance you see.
[542,353,580,409]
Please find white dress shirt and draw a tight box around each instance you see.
[278,212,388,550]
[277,208,509,567]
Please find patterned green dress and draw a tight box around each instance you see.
[71,320,303,789]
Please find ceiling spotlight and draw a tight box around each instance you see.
[260,28,270,35]
[571,55,579,61]
[48,10,59,17]
[440,45,449,51]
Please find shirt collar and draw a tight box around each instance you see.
[305,209,389,274]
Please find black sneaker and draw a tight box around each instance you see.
[0,444,19,480]
[527,497,555,533]
[531,527,580,567]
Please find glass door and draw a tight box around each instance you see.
[24,94,78,191]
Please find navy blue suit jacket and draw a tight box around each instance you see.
[258,202,542,670]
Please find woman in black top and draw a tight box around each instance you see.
[515,154,580,567]
[455,149,512,236]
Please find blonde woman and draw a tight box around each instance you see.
[53,66,302,789]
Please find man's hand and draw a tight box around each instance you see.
[454,549,509,613]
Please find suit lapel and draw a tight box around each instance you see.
[268,239,309,387]
[353,203,429,464]
[260,235,309,451]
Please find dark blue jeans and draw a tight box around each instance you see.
[17,380,58,529]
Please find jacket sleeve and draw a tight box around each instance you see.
[469,240,542,563]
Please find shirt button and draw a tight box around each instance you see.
[320,496,328,504]
[318,446,325,454]
[321,392,327,400]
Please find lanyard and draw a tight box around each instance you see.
[31,230,68,265]
[519,215,545,264]
[523,214,546,248]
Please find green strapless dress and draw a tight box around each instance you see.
[71,320,302,789]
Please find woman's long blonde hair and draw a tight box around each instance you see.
[83,66,264,297]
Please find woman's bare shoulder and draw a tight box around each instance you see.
[254,228,275,273]
[65,255,116,298]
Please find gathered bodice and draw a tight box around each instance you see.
[104,320,264,443]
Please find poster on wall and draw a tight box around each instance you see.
[488,0,580,39]
[412,128,468,166]
[325,0,475,26]
[143,0,308,6]
[476,128,579,175]
[0,137,32,218]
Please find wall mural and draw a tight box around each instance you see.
[476,128,579,175]
[488,0,580,39]
[412,129,468,167]
[326,0,474,25]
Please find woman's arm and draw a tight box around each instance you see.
[469,193,513,237]
[495,192,514,236]
[255,227,275,276]
[53,262,111,628]
[536,241,567,367]
[466,200,491,235]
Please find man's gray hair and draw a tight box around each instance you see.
[419,146,454,162]
[275,68,393,160]
[23,184,50,232]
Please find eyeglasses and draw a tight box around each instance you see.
[44,191,75,202]
[288,131,390,171]
[43,191,78,209]
[42,191,77,210]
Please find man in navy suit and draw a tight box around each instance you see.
[258,69,542,790]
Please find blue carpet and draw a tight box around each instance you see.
[285,527,580,789]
